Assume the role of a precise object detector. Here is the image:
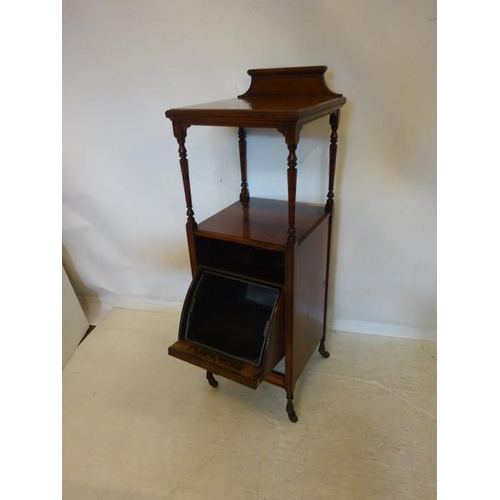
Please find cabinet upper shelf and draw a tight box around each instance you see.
[165,66,345,129]
[195,198,329,251]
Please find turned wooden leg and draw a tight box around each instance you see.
[318,336,330,358]
[206,371,218,388]
[286,392,298,423]
[319,111,339,360]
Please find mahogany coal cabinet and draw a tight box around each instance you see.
[165,66,346,422]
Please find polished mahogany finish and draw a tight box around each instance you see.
[165,66,346,140]
[292,218,330,379]
[165,66,346,422]
[195,198,328,251]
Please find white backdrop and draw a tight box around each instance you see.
[62,0,436,339]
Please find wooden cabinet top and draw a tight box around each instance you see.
[165,66,346,130]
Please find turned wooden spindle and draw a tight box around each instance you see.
[238,127,250,205]
[173,124,198,276]
[174,128,196,226]
[325,110,340,214]
[286,144,298,242]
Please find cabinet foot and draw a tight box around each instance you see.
[206,371,218,387]
[318,338,330,358]
[286,393,299,423]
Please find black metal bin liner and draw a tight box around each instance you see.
[181,270,281,366]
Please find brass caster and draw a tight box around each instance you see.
[286,393,299,423]
[318,339,330,358]
[206,371,218,388]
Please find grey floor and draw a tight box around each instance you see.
[63,309,436,500]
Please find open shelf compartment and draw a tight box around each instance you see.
[196,237,285,285]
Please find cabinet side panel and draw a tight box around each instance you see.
[292,217,330,383]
